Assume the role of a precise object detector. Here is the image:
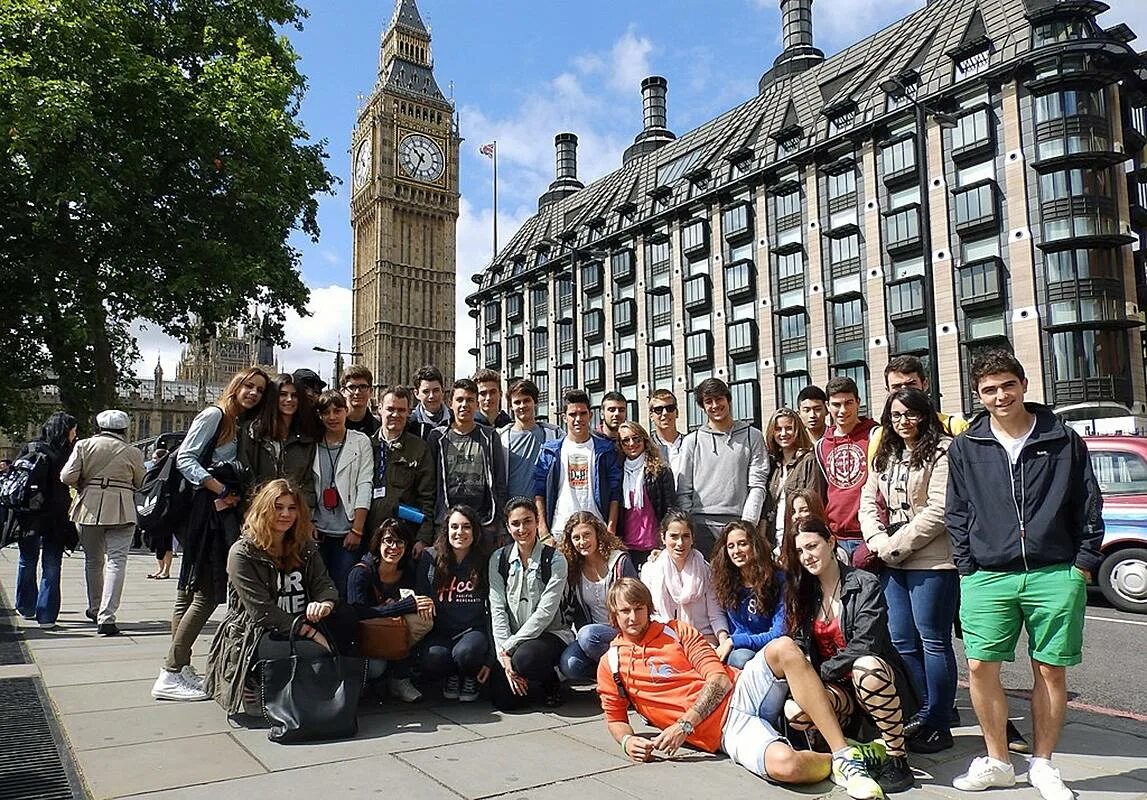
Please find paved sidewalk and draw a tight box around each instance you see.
[2,547,1146,800]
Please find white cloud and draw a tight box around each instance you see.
[606,28,655,94]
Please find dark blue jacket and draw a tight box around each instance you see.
[533,433,623,528]
[945,404,1104,575]
[726,578,787,651]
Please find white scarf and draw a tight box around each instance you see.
[623,453,646,510]
[643,548,708,616]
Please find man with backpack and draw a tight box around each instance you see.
[61,410,147,636]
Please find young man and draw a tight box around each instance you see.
[599,578,888,800]
[676,378,769,556]
[945,350,1103,800]
[426,380,507,542]
[815,377,878,557]
[364,385,436,550]
[648,388,686,479]
[868,355,967,459]
[797,385,829,442]
[292,368,326,402]
[341,365,380,437]
[473,368,512,428]
[534,389,621,542]
[408,364,452,438]
[599,391,628,441]
[499,379,561,500]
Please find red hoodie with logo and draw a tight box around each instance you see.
[815,417,878,540]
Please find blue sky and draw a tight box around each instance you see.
[135,0,1147,383]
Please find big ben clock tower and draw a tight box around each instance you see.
[351,0,459,385]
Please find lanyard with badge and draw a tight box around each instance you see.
[322,437,344,510]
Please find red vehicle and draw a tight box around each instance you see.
[1084,435,1147,614]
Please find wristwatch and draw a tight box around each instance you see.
[677,718,695,736]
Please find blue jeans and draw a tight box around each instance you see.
[16,534,64,624]
[836,538,862,558]
[559,623,617,680]
[728,647,759,669]
[318,533,362,601]
[881,568,959,730]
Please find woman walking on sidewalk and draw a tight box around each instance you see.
[153,367,270,702]
[60,410,147,636]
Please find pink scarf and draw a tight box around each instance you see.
[643,548,709,619]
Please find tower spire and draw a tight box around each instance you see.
[391,0,428,36]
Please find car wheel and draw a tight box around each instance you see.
[1098,547,1147,614]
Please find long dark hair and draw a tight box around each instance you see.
[368,518,413,571]
[217,367,272,444]
[38,412,78,455]
[433,504,489,596]
[252,373,318,441]
[711,520,780,613]
[872,387,943,472]
[783,518,835,632]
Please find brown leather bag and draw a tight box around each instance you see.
[356,617,410,660]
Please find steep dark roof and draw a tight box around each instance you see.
[468,0,1141,298]
[392,0,429,36]
[384,58,447,103]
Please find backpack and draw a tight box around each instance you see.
[0,450,51,512]
[497,542,556,586]
[135,414,221,538]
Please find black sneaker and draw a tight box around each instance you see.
[949,706,962,727]
[907,726,954,754]
[902,716,925,740]
[1006,721,1030,754]
[543,681,564,708]
[97,623,121,636]
[85,609,98,623]
[875,755,915,793]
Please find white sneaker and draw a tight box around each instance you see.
[151,669,208,701]
[388,677,422,703]
[954,756,1016,791]
[1029,759,1073,800]
[180,665,204,690]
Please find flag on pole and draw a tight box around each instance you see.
[480,142,496,158]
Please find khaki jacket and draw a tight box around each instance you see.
[60,432,146,526]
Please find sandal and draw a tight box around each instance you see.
[146,573,159,579]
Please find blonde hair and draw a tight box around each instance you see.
[606,577,653,628]
[559,512,627,586]
[242,479,313,569]
[618,420,668,478]
[763,407,815,462]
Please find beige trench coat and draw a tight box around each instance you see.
[60,432,146,526]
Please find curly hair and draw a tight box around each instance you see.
[710,520,780,614]
[872,387,943,472]
[559,512,627,585]
[432,504,489,595]
[241,479,313,569]
[617,420,667,478]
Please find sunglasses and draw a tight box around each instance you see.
[343,384,372,393]
[619,436,643,445]
[650,405,677,414]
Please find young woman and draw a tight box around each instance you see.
[311,390,374,600]
[346,518,434,703]
[781,488,828,564]
[783,519,919,794]
[14,412,78,629]
[415,505,491,702]
[860,387,957,753]
[240,373,318,510]
[710,520,786,669]
[557,512,637,680]
[764,408,825,550]
[204,479,356,718]
[154,366,270,702]
[617,421,675,567]
[488,497,572,710]
[639,509,729,647]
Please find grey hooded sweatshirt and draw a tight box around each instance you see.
[675,420,770,524]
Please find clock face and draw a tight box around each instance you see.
[398,133,445,183]
[353,141,371,190]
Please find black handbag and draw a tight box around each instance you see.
[258,617,367,744]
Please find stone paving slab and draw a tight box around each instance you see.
[3,548,1147,800]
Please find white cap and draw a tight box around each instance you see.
[96,410,130,431]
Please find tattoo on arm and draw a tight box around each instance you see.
[688,676,731,722]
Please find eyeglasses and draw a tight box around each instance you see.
[344,384,372,393]
[380,538,406,549]
[890,411,923,423]
[650,405,677,415]
[619,436,642,445]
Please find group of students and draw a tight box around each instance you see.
[8,344,1098,800]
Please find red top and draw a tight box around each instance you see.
[812,615,846,663]
[816,417,878,539]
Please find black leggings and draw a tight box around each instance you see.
[490,632,564,710]
[421,630,490,679]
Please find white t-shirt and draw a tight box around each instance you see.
[992,416,1038,465]
[551,437,600,537]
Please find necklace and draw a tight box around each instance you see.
[819,578,841,621]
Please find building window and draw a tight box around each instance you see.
[1035,88,1106,124]
[647,291,673,342]
[530,285,548,327]
[1038,167,1112,200]
[777,250,804,279]
[723,202,753,242]
[829,234,861,276]
[1033,18,1091,48]
[647,239,672,290]
[953,182,998,234]
[1035,120,1112,160]
[881,136,916,182]
[557,365,576,396]
[958,258,1004,308]
[1050,328,1131,404]
[893,324,929,355]
[833,364,869,414]
[506,292,524,322]
[530,329,549,365]
[1046,248,1121,283]
[725,260,756,300]
[730,380,762,426]
[684,331,712,368]
[885,205,921,253]
[684,274,712,312]
[583,309,604,342]
[682,219,709,257]
[611,248,636,285]
[580,260,604,296]
[556,320,575,357]
[483,300,501,330]
[556,276,574,319]
[482,341,500,369]
[778,311,807,348]
[954,45,991,80]
[774,190,801,227]
[614,349,637,384]
[827,169,857,203]
[887,278,925,322]
[727,319,758,360]
[951,106,994,161]
[532,369,549,407]
[831,297,865,350]
[506,334,524,363]
[613,298,636,332]
[779,373,810,409]
[583,356,604,390]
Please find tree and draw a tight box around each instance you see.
[0,0,336,433]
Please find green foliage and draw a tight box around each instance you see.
[0,0,335,433]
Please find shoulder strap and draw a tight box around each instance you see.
[540,544,555,584]
[498,544,511,583]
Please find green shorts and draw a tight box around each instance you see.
[959,563,1087,666]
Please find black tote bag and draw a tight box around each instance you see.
[258,617,368,744]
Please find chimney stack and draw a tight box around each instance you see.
[759,0,824,91]
[623,75,676,165]
[538,132,585,210]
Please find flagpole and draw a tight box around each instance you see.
[492,140,499,259]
